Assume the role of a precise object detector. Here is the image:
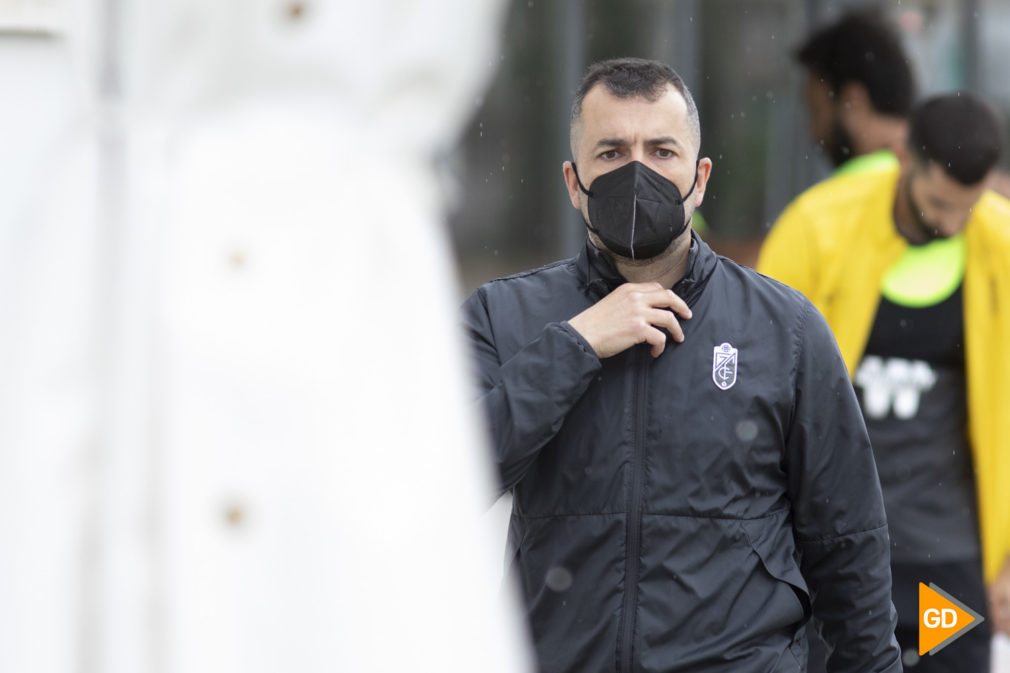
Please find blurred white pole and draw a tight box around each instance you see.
[0,1,532,672]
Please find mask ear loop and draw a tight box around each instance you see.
[571,163,607,242]
[678,159,701,204]
[571,162,593,196]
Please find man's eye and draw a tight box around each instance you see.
[656,148,674,159]
[600,150,619,160]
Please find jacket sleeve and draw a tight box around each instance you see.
[462,287,602,493]
[785,301,901,673]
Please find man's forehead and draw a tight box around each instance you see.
[915,160,989,199]
[581,82,686,117]
[578,83,691,142]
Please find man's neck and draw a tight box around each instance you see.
[853,116,907,157]
[611,232,692,289]
[892,174,926,245]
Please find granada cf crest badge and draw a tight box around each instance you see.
[712,342,738,390]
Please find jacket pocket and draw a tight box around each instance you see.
[739,512,812,626]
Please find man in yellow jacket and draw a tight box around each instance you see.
[759,93,1010,672]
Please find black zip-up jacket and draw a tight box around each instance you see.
[463,234,902,673]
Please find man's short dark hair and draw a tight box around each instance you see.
[569,57,701,153]
[796,9,914,117]
[908,93,1004,185]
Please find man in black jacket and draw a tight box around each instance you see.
[463,57,901,673]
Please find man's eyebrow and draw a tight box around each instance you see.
[592,136,683,150]
[593,138,627,150]
[647,136,682,147]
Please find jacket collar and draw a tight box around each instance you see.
[577,230,718,305]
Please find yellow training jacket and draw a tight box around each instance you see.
[757,165,1010,584]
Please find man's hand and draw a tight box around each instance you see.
[567,282,692,359]
[990,555,1010,635]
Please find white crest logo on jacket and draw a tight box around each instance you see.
[712,342,738,390]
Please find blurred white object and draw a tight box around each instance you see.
[0,0,67,34]
[995,633,1010,673]
[0,1,530,672]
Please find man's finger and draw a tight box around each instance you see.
[642,288,692,319]
[644,326,667,358]
[648,308,684,343]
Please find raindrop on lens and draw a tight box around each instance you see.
[545,566,573,592]
[736,419,758,442]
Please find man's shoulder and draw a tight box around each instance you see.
[768,165,899,261]
[973,190,1010,248]
[468,257,580,306]
[478,257,577,289]
[484,257,577,284]
[786,165,897,219]
[710,256,834,369]
[714,253,816,320]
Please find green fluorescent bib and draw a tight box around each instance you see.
[834,149,900,177]
[881,234,966,307]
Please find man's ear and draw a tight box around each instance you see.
[692,157,713,206]
[562,161,582,210]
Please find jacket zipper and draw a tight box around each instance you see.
[619,347,650,673]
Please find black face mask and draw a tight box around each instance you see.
[573,160,699,260]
